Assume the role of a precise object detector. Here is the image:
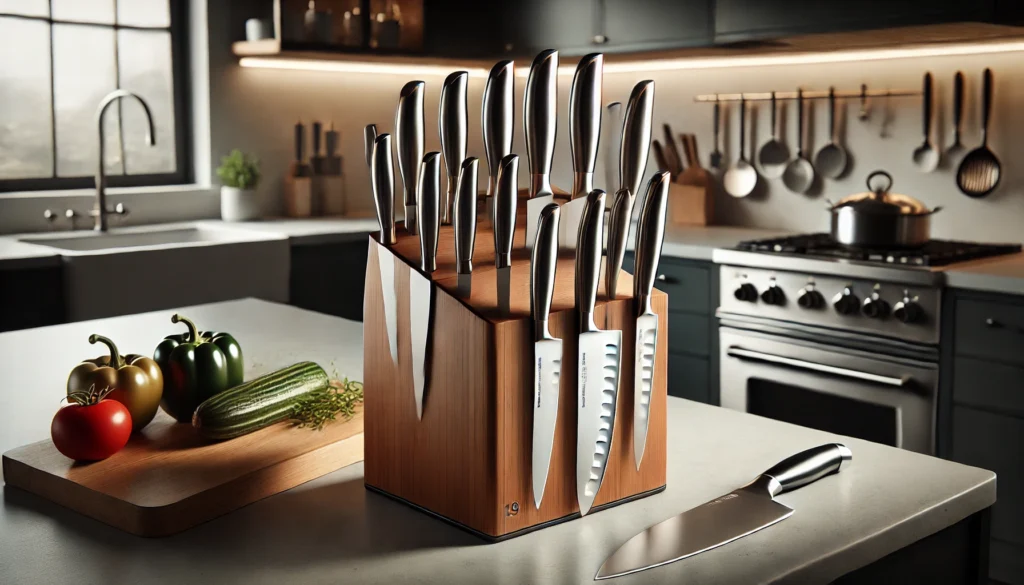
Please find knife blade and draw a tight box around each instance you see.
[396,80,425,235]
[632,171,669,469]
[574,188,620,517]
[410,152,441,420]
[454,157,479,298]
[524,49,558,251]
[363,124,378,168]
[370,133,399,365]
[482,60,514,224]
[605,80,655,299]
[439,71,468,226]
[559,53,603,249]
[531,201,562,509]
[597,443,853,580]
[494,153,519,316]
[601,101,623,196]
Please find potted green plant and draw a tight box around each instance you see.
[216,149,261,222]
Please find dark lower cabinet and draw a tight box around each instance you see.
[288,239,369,322]
[0,265,65,332]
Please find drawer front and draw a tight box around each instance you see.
[653,259,710,315]
[667,352,710,404]
[668,313,710,357]
[955,297,1024,366]
[952,406,1024,547]
[953,356,1024,417]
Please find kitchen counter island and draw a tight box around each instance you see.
[0,299,994,584]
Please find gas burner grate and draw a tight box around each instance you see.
[736,233,1022,267]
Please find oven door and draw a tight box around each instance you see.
[719,326,938,454]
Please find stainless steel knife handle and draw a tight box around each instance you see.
[396,80,425,234]
[602,101,623,195]
[370,133,396,246]
[619,80,655,198]
[745,444,853,498]
[440,71,468,225]
[604,188,632,300]
[569,53,604,199]
[454,157,479,274]
[531,202,560,342]
[417,152,441,273]
[493,153,519,269]
[524,50,558,198]
[483,60,514,198]
[363,124,377,168]
[575,189,606,333]
[634,171,670,316]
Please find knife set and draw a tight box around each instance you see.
[284,120,347,217]
[361,52,670,541]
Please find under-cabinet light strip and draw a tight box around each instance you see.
[238,57,489,77]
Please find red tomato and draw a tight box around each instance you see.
[51,399,133,461]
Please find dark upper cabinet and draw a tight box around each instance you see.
[715,0,997,42]
[602,0,713,52]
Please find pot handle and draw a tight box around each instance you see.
[929,205,943,215]
[866,170,893,194]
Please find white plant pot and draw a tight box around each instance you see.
[220,186,261,222]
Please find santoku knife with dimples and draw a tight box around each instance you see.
[453,157,479,298]
[370,133,399,366]
[530,201,562,509]
[524,49,558,250]
[632,171,670,469]
[575,189,622,516]
[482,61,514,224]
[439,71,468,226]
[396,81,425,234]
[493,153,519,316]
[559,54,603,249]
[410,152,441,419]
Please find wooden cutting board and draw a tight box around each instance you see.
[2,407,364,537]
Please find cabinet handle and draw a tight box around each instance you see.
[655,274,679,285]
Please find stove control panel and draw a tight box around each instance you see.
[719,267,941,344]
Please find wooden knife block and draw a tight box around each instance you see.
[362,203,668,541]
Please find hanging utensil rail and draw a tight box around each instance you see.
[693,87,920,102]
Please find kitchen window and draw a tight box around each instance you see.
[0,0,189,192]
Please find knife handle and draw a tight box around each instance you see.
[493,153,519,269]
[604,188,632,300]
[651,140,669,175]
[634,171,670,316]
[483,60,515,198]
[531,202,560,341]
[454,157,479,274]
[417,152,441,273]
[396,80,425,233]
[371,134,396,246]
[525,50,558,191]
[569,53,604,198]
[440,71,469,224]
[754,443,853,498]
[312,121,322,156]
[294,121,305,163]
[575,189,606,333]
[620,81,655,197]
[363,124,378,169]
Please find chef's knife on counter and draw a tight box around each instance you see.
[601,101,623,197]
[559,53,604,249]
[363,124,377,168]
[396,81,425,234]
[370,133,399,366]
[632,171,669,469]
[494,153,519,316]
[439,71,468,226]
[523,49,559,250]
[605,80,655,299]
[410,152,441,420]
[531,201,562,509]
[482,60,514,224]
[454,157,479,299]
[596,443,853,580]
[575,189,621,516]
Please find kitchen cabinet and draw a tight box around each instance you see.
[0,265,65,332]
[288,239,368,322]
[624,253,719,404]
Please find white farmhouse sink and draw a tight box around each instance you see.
[20,224,290,321]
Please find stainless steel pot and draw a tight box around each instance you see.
[829,170,941,248]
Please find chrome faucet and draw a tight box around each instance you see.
[94,89,156,231]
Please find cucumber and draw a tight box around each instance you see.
[192,361,329,440]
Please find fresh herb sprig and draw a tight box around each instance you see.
[290,378,364,430]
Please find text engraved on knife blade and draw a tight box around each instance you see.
[536,354,561,409]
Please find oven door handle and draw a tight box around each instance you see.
[726,347,910,388]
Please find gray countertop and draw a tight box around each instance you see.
[0,299,995,584]
[944,252,1024,296]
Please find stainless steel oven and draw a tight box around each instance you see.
[719,326,938,454]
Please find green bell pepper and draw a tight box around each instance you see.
[154,313,244,422]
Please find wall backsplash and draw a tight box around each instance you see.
[210,7,1022,242]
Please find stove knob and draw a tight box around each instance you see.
[797,287,824,309]
[832,287,860,316]
[760,284,786,306]
[893,298,924,324]
[734,283,758,303]
[861,295,890,319]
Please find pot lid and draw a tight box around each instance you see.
[832,170,932,215]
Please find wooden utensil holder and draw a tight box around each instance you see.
[669,179,712,226]
[362,205,668,541]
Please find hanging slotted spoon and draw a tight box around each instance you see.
[957,68,1001,198]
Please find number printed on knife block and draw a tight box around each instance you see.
[362,206,668,540]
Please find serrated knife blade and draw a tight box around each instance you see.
[370,132,398,365]
[632,171,670,469]
[531,202,562,509]
[411,152,441,420]
[574,189,621,517]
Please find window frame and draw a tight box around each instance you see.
[0,0,191,193]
